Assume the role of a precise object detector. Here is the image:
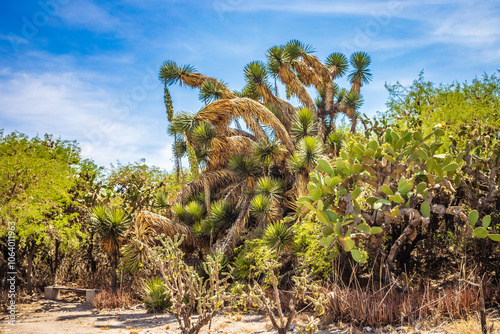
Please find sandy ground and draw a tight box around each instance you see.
[1,293,499,334]
[0,293,350,334]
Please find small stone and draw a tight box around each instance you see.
[364,326,374,332]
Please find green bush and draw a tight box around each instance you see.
[143,277,172,313]
[292,214,336,279]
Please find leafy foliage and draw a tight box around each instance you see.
[143,277,172,313]
[385,71,500,150]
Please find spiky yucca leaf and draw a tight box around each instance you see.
[228,154,261,183]
[171,112,198,134]
[291,108,318,141]
[172,137,186,159]
[285,39,315,60]
[159,60,196,86]
[266,45,289,75]
[325,52,348,78]
[345,91,364,113]
[287,152,307,173]
[254,140,287,171]
[250,194,279,226]
[207,200,239,230]
[184,200,205,224]
[90,205,131,255]
[192,122,217,147]
[171,202,187,222]
[336,88,349,103]
[244,61,269,87]
[121,241,147,273]
[191,220,212,237]
[348,51,372,93]
[295,136,323,171]
[199,79,227,104]
[263,221,294,253]
[255,176,284,203]
[234,83,262,100]
[154,190,169,208]
[143,277,172,313]
[326,131,344,156]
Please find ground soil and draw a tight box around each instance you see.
[1,292,499,334]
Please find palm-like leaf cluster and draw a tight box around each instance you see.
[91,205,131,255]
[152,40,371,254]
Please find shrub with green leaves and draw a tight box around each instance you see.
[299,124,499,279]
[292,214,336,279]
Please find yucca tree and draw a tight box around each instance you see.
[149,40,368,256]
[90,205,131,293]
[288,136,324,197]
[348,51,373,94]
[267,45,316,112]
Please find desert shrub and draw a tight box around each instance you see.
[299,124,500,285]
[238,251,328,334]
[142,277,172,313]
[232,238,271,280]
[143,235,230,334]
[292,214,336,279]
[92,289,134,310]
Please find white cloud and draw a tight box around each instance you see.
[0,70,174,170]
[57,0,128,35]
[220,0,404,16]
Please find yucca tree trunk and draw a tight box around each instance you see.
[110,253,118,293]
[350,116,357,134]
[214,189,252,254]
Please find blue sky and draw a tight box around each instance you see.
[1,0,499,171]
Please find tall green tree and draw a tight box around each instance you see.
[0,132,83,291]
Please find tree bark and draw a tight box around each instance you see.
[213,190,251,254]
[110,254,118,293]
[26,241,37,294]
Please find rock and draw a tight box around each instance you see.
[288,324,295,331]
[364,326,374,332]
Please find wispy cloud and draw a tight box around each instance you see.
[0,70,174,169]
[57,0,122,33]
[218,0,404,16]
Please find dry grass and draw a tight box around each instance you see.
[324,282,480,328]
[440,317,499,334]
[232,312,243,321]
[92,289,134,310]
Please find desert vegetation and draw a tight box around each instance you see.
[1,41,499,333]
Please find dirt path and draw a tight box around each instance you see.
[1,295,499,334]
[0,296,351,334]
